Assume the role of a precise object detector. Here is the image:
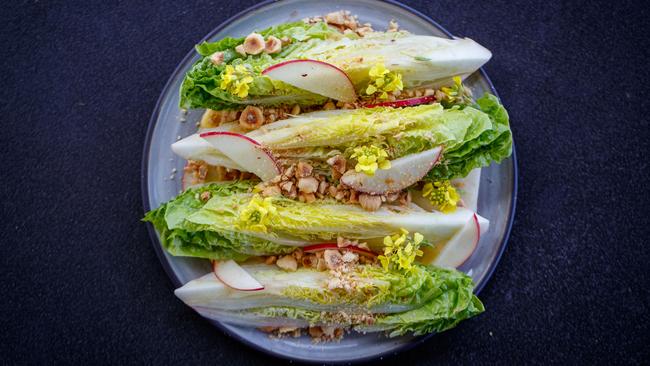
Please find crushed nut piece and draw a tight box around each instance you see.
[200,191,211,201]
[276,255,298,271]
[234,44,247,56]
[296,162,313,178]
[359,193,382,211]
[209,51,224,65]
[297,177,319,194]
[200,109,239,129]
[323,101,336,110]
[262,185,282,197]
[291,104,301,115]
[265,255,277,265]
[264,35,282,54]
[243,33,265,55]
[323,249,343,270]
[279,180,294,193]
[239,106,265,130]
[388,19,399,32]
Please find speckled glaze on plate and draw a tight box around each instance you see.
[142,0,517,363]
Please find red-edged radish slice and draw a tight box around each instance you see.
[199,131,280,182]
[171,133,245,171]
[341,147,443,194]
[212,260,264,291]
[364,95,436,108]
[432,213,480,268]
[302,243,377,257]
[262,59,357,103]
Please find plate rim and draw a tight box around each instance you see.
[141,0,518,363]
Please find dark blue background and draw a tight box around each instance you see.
[1,0,648,364]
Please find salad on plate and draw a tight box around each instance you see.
[144,10,512,342]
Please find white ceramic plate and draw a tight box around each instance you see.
[142,0,517,363]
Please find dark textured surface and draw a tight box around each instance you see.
[1,0,649,364]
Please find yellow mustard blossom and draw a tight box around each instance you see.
[422,180,460,213]
[350,145,391,176]
[365,63,403,99]
[440,75,468,104]
[378,229,424,273]
[238,194,277,233]
[220,64,254,98]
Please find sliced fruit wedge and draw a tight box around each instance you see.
[452,168,481,212]
[212,260,265,291]
[171,133,245,171]
[341,147,443,194]
[199,131,280,182]
[302,243,377,257]
[431,214,481,268]
[364,95,436,108]
[262,59,357,103]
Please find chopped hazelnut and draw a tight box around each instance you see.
[296,162,313,178]
[388,19,399,32]
[200,191,211,201]
[342,251,359,263]
[326,155,347,174]
[264,35,282,54]
[239,106,265,129]
[302,254,317,268]
[424,88,435,96]
[265,255,277,265]
[323,249,343,270]
[297,177,319,194]
[200,109,239,129]
[323,101,336,110]
[300,192,316,203]
[348,189,358,203]
[325,11,346,25]
[234,44,247,56]
[283,165,296,179]
[262,185,282,197]
[243,33,265,55]
[291,104,301,115]
[279,180,294,193]
[356,26,373,37]
[209,51,224,65]
[292,248,303,261]
[359,194,382,211]
[276,255,298,271]
[318,180,329,195]
[308,326,323,338]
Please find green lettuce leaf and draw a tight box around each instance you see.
[180,21,492,110]
[143,182,295,260]
[180,22,337,110]
[426,93,512,180]
[176,263,483,337]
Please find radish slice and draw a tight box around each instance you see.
[171,133,245,171]
[341,147,443,194]
[262,59,357,103]
[199,131,280,182]
[212,260,265,291]
[303,243,377,257]
[364,95,436,108]
[432,213,482,268]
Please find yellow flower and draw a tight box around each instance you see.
[350,145,391,176]
[220,64,254,98]
[238,194,277,232]
[369,63,389,78]
[440,75,465,103]
[377,228,424,273]
[364,63,403,99]
[422,180,460,213]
